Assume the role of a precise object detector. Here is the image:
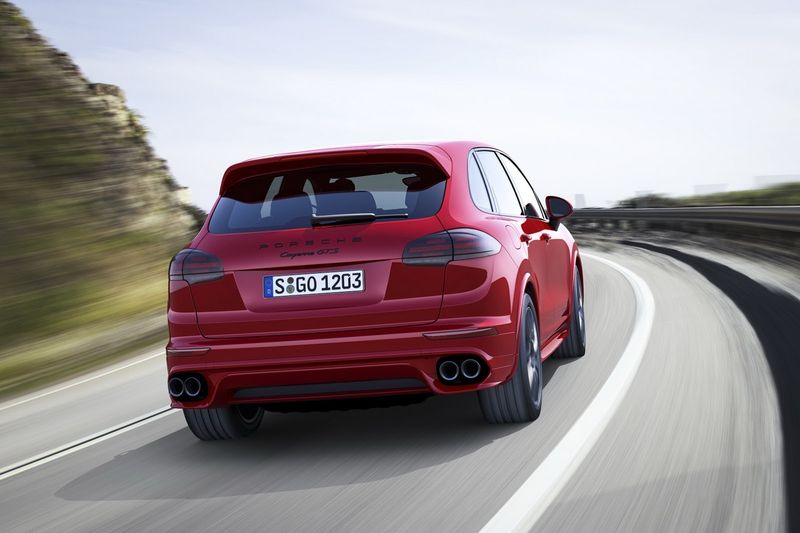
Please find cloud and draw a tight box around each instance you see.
[18,0,800,208]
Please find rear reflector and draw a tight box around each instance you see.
[166,347,210,357]
[403,229,500,266]
[169,249,223,284]
[423,327,499,339]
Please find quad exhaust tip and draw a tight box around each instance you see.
[461,358,482,380]
[169,374,206,400]
[438,360,460,382]
[168,377,185,397]
[437,357,485,384]
[184,376,203,397]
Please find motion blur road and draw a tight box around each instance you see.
[0,248,786,532]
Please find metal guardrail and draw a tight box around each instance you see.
[569,206,800,233]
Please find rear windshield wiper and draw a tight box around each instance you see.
[311,213,409,227]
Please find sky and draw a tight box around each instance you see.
[15,0,800,209]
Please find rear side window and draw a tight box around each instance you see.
[468,153,493,212]
[209,164,447,233]
[497,153,545,219]
[475,151,523,216]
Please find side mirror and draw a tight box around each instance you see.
[545,196,573,229]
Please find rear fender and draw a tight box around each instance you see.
[508,268,539,373]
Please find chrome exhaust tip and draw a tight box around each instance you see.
[461,358,482,380]
[168,377,185,397]
[438,360,460,382]
[184,376,203,397]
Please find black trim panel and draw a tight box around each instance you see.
[233,378,427,399]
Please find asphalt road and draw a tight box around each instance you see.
[0,249,786,532]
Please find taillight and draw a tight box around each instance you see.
[403,232,453,265]
[449,229,501,260]
[403,229,500,266]
[169,249,223,284]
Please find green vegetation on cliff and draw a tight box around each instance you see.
[617,182,800,208]
[0,1,204,396]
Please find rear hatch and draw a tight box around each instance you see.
[189,155,450,339]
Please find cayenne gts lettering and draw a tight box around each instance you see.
[279,251,315,259]
[278,248,341,260]
[166,141,585,440]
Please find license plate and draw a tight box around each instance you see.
[263,270,364,298]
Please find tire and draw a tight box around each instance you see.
[552,268,586,359]
[478,293,542,423]
[183,405,264,441]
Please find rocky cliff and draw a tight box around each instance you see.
[0,1,205,394]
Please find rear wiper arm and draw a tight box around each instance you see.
[311,213,409,227]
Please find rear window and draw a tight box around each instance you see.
[209,164,447,234]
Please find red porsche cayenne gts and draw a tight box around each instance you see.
[167,141,585,440]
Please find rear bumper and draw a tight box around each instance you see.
[167,319,518,408]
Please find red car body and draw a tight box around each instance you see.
[167,141,582,430]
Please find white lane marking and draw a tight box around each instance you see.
[481,252,655,533]
[0,350,163,413]
[0,407,176,482]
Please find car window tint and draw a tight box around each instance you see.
[349,172,409,212]
[468,153,492,212]
[302,179,316,211]
[210,164,446,233]
[476,151,522,216]
[259,175,283,218]
[497,153,545,218]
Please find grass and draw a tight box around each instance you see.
[617,182,800,208]
[0,269,170,400]
[0,321,167,402]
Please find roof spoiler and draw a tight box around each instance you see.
[219,145,452,195]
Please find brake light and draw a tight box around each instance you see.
[403,229,500,266]
[169,249,224,284]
